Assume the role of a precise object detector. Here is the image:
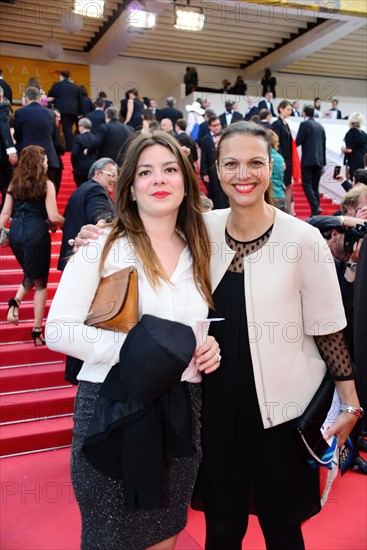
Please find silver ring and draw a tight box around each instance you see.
[216,353,221,362]
[68,239,76,246]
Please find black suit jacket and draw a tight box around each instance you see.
[219,111,243,128]
[14,102,59,167]
[0,78,12,105]
[0,101,14,162]
[48,79,82,116]
[197,121,210,147]
[158,106,183,125]
[296,118,326,167]
[86,109,106,133]
[244,106,259,121]
[258,100,276,117]
[71,132,98,176]
[87,120,133,164]
[58,179,116,271]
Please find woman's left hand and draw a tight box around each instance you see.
[194,335,221,375]
[323,412,359,448]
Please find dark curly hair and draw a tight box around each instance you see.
[9,146,48,201]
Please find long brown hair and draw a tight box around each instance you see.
[100,132,213,307]
[9,146,48,201]
[216,121,274,205]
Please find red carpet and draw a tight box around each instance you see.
[1,447,366,549]
[1,153,364,550]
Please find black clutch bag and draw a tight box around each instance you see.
[296,375,336,464]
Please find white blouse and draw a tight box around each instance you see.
[46,231,208,383]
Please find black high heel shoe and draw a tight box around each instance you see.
[7,298,20,325]
[31,327,46,347]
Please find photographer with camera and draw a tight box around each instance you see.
[307,214,367,473]
[340,183,367,220]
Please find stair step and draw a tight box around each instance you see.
[0,362,67,393]
[0,415,74,456]
[0,302,51,324]
[1,269,61,285]
[0,322,46,344]
[1,386,76,423]
[0,254,60,271]
[0,342,64,367]
[0,284,58,304]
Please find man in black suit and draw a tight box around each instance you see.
[58,157,117,384]
[258,92,276,117]
[0,85,17,209]
[219,100,243,129]
[158,97,183,126]
[200,116,229,209]
[48,69,82,151]
[86,97,106,133]
[244,97,259,121]
[13,86,61,186]
[197,109,216,147]
[0,69,12,105]
[87,107,133,166]
[330,98,342,119]
[149,98,161,121]
[175,118,198,170]
[296,105,326,215]
[259,109,272,128]
[71,118,98,186]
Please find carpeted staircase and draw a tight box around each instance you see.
[0,153,76,458]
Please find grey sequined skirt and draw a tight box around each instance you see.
[71,381,202,550]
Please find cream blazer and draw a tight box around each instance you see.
[204,207,346,428]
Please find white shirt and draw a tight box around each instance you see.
[46,232,208,383]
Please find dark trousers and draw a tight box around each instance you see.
[0,159,13,210]
[205,513,305,550]
[206,176,230,210]
[301,164,322,215]
[73,173,88,187]
[61,113,78,151]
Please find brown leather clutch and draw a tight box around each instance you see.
[85,266,138,333]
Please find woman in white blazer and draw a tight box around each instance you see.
[46,132,221,550]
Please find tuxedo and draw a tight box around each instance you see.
[71,131,98,186]
[200,133,229,209]
[330,108,342,119]
[291,109,301,117]
[158,106,183,125]
[296,117,326,215]
[258,100,276,117]
[0,77,12,105]
[244,106,259,121]
[48,78,83,150]
[87,120,133,165]
[14,102,59,168]
[219,111,243,129]
[86,109,106,133]
[58,179,116,271]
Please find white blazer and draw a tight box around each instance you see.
[204,207,346,428]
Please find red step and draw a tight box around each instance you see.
[0,301,51,323]
[0,362,67,393]
[0,284,58,303]
[1,386,76,424]
[1,269,61,285]
[0,415,74,456]
[0,254,60,271]
[0,342,64,367]
[0,321,54,344]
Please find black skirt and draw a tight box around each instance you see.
[193,270,320,525]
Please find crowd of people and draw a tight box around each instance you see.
[1,65,367,550]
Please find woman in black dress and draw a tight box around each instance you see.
[271,100,294,214]
[0,146,64,345]
[342,112,367,179]
[261,68,277,98]
[120,88,144,130]
[193,122,362,550]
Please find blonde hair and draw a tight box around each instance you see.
[340,183,367,214]
[348,112,364,128]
